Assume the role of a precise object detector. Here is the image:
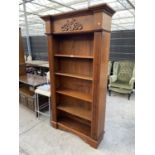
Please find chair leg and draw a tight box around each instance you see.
[128,93,131,100]
[109,90,111,96]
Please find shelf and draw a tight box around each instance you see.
[58,117,91,137]
[57,104,91,121]
[54,54,93,59]
[19,87,34,97]
[55,72,93,81]
[56,89,92,102]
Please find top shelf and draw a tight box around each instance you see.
[54,54,93,59]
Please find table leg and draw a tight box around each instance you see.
[35,93,39,117]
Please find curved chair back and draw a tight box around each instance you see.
[114,61,134,82]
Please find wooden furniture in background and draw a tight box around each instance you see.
[41,4,115,148]
[19,74,47,87]
[19,74,47,112]
[19,28,26,76]
[26,60,49,75]
[19,29,48,112]
[26,60,49,68]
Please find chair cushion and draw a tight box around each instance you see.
[109,87,132,94]
[109,81,132,90]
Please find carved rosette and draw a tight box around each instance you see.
[61,19,83,32]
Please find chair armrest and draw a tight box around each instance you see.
[129,77,135,86]
[109,75,117,83]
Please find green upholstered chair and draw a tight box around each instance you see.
[108,60,135,100]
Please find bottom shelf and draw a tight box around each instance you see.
[58,117,91,137]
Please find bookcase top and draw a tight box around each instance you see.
[41,3,115,34]
[41,3,115,20]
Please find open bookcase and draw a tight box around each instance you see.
[41,4,115,148]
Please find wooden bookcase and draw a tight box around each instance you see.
[41,4,115,148]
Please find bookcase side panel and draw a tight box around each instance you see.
[91,31,111,142]
[97,31,111,138]
[46,33,58,126]
[91,32,102,140]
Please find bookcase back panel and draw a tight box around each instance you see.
[56,76,92,94]
[55,34,93,56]
[56,94,91,121]
[58,111,91,127]
[57,95,91,110]
[55,58,93,77]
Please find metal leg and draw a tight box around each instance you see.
[38,93,40,117]
[35,93,38,117]
[36,93,39,117]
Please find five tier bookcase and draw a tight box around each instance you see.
[41,4,115,148]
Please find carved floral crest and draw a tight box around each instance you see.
[61,19,83,32]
